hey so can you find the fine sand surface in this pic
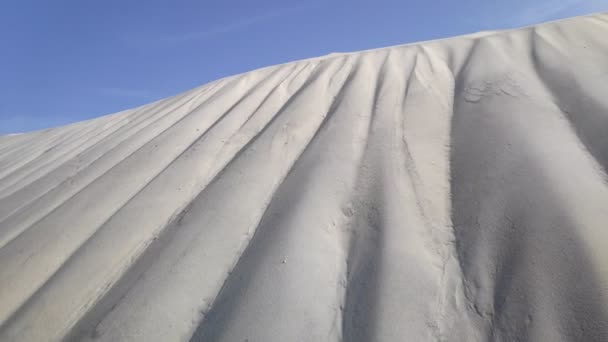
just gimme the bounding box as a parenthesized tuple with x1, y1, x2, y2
(1, 13, 608, 342)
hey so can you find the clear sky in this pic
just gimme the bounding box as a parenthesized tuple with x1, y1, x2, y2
(1, 0, 607, 135)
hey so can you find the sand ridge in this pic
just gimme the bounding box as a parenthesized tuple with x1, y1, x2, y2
(0, 12, 607, 342)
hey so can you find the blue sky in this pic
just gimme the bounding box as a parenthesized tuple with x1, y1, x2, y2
(1, 0, 607, 134)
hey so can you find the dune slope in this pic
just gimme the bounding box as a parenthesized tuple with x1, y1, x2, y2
(1, 13, 608, 342)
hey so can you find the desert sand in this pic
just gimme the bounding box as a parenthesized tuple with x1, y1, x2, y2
(0, 12, 607, 342)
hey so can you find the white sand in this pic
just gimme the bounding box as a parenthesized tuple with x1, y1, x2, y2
(0, 13, 607, 342)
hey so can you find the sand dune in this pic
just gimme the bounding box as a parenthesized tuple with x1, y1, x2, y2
(1, 13, 608, 342)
